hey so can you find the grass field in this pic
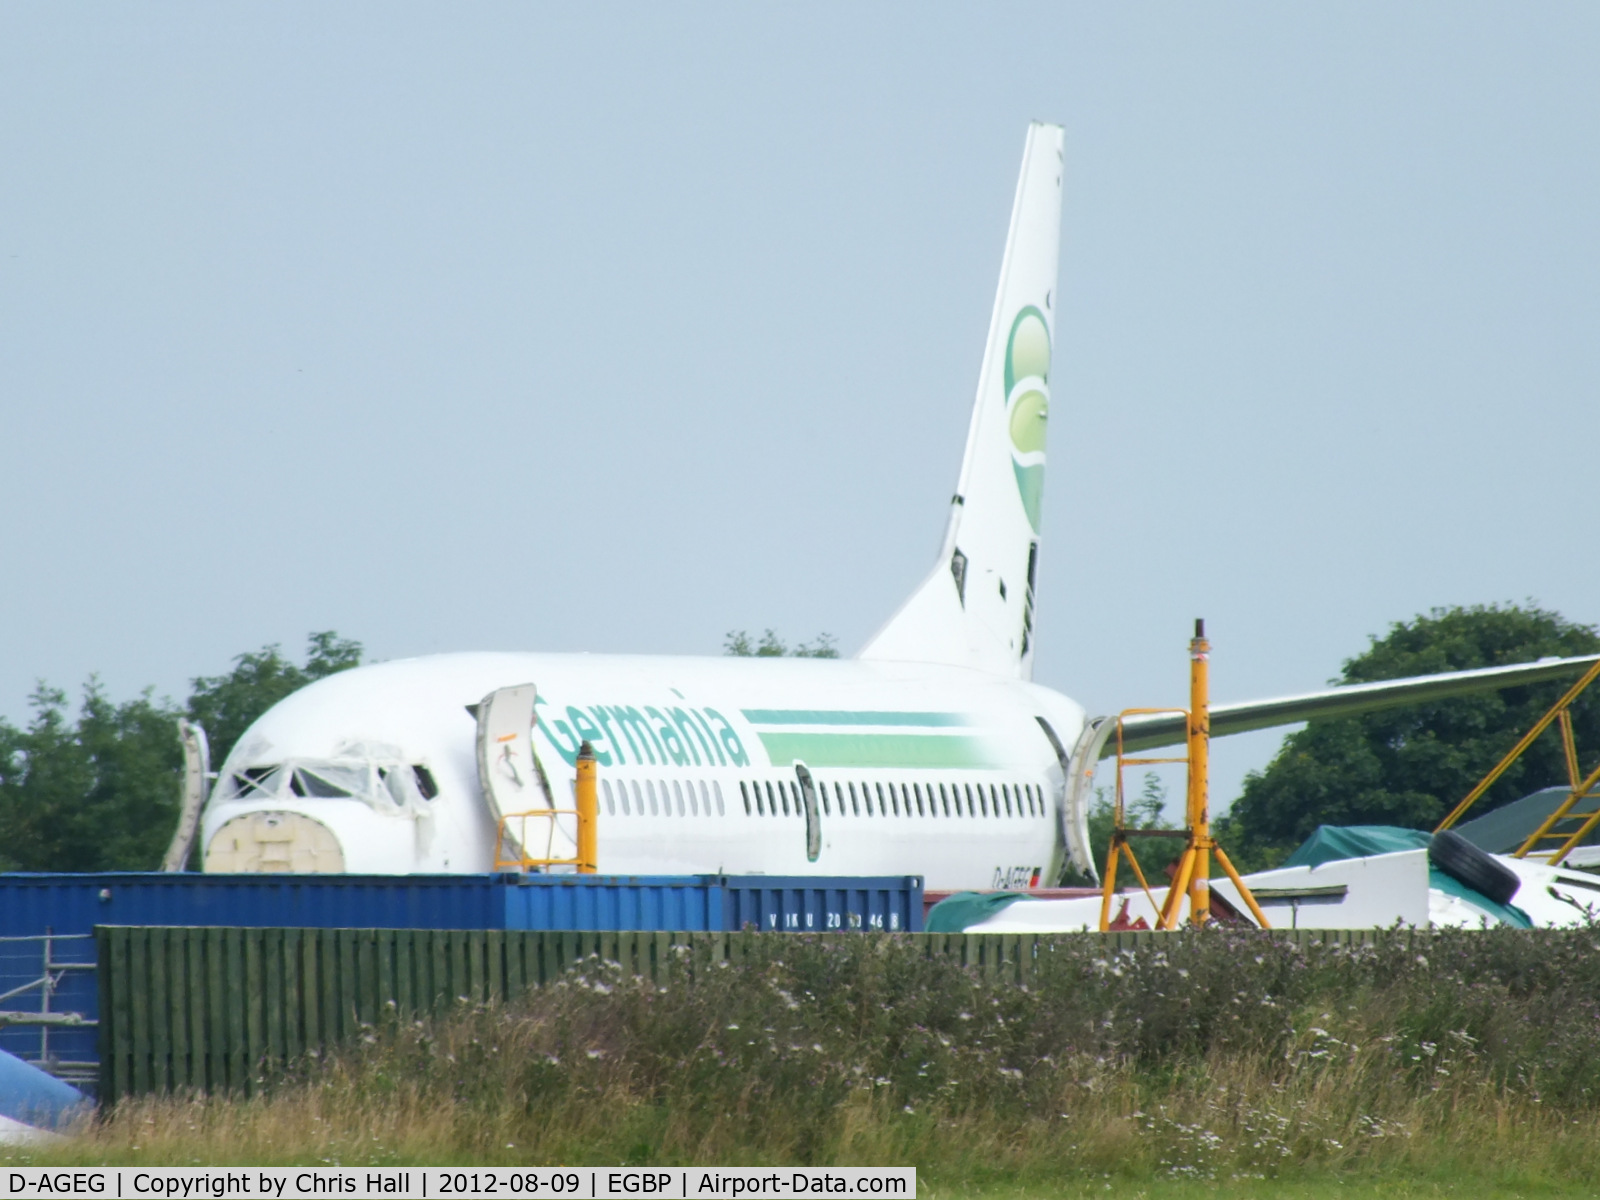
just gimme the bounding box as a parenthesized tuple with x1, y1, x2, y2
(6, 929, 1600, 1195)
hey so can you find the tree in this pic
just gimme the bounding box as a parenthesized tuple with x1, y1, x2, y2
(723, 630, 840, 659)
(0, 632, 363, 871)
(0, 682, 183, 872)
(1220, 604, 1600, 870)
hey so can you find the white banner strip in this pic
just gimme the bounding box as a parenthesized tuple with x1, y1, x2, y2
(2, 1169, 915, 1200)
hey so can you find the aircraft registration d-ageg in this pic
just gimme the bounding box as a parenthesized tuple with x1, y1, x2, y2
(192, 124, 1600, 890)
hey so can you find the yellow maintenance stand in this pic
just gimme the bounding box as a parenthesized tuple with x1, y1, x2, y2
(1099, 621, 1270, 931)
(493, 740, 599, 873)
(1434, 656, 1600, 865)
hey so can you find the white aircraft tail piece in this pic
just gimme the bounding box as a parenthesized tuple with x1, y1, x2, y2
(860, 122, 1064, 680)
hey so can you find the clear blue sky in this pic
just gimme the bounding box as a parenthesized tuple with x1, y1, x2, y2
(3, 4, 1597, 813)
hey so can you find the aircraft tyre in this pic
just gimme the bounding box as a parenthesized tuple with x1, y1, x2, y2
(1429, 830, 1521, 907)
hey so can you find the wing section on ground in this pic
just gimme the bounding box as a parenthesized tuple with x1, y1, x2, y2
(1110, 653, 1600, 755)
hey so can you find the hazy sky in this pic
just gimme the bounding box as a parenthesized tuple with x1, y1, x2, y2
(3, 5, 1597, 813)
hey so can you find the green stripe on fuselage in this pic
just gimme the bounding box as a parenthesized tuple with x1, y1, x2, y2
(741, 709, 971, 728)
(756, 731, 994, 769)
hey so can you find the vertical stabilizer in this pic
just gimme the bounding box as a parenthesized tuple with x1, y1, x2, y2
(860, 123, 1063, 679)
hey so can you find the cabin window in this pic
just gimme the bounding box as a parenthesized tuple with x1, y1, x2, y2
(629, 780, 642, 815)
(913, 783, 925, 817)
(890, 784, 901, 817)
(646, 779, 659, 816)
(669, 780, 682, 816)
(818, 781, 830, 816)
(411, 765, 439, 800)
(290, 768, 352, 799)
(739, 781, 751, 815)
(602, 779, 616, 816)
(713, 781, 725, 816)
(1030, 784, 1041, 816)
(848, 782, 861, 816)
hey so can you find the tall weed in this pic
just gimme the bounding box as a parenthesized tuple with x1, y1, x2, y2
(14, 930, 1600, 1185)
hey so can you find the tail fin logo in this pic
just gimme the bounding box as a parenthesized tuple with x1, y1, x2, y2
(1005, 306, 1051, 533)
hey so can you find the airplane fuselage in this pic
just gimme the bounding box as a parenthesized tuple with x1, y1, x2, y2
(199, 651, 1086, 890)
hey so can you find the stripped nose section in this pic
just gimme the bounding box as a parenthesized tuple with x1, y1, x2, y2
(203, 811, 346, 873)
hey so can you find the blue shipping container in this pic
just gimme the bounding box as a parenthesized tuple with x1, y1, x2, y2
(719, 876, 924, 933)
(0, 872, 922, 942)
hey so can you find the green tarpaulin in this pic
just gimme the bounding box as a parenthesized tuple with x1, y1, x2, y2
(1282, 825, 1433, 868)
(924, 890, 1030, 933)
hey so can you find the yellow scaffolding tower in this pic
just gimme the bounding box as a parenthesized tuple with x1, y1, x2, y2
(1098, 621, 1270, 931)
(1434, 658, 1600, 866)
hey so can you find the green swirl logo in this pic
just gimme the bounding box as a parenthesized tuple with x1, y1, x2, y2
(1004, 306, 1050, 532)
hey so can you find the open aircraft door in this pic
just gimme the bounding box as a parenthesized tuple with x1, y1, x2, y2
(474, 683, 566, 867)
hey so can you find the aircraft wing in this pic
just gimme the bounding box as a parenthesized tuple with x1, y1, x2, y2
(1110, 653, 1600, 755)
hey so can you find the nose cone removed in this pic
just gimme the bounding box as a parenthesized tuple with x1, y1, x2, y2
(204, 811, 346, 873)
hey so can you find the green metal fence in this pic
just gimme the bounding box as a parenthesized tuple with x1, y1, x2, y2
(96, 925, 1399, 1104)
